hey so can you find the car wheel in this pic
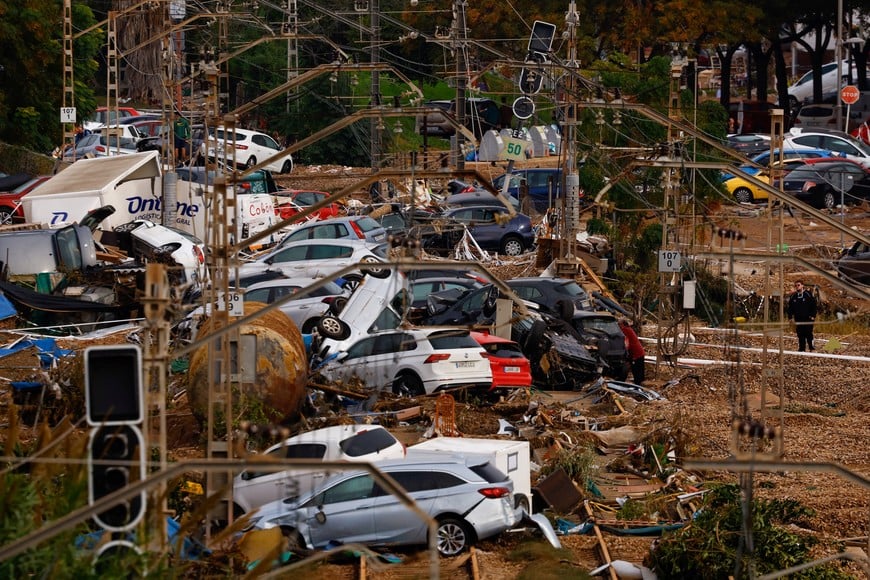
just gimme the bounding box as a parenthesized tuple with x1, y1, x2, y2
(0, 208, 14, 225)
(280, 159, 293, 174)
(482, 286, 500, 317)
(436, 517, 472, 557)
(392, 371, 425, 397)
(500, 235, 525, 257)
(788, 95, 799, 111)
(823, 191, 836, 209)
(340, 274, 363, 291)
(301, 318, 319, 334)
(279, 527, 306, 552)
(523, 319, 547, 362)
(733, 187, 754, 204)
(329, 296, 348, 315)
(246, 156, 257, 169)
(317, 315, 350, 340)
(557, 299, 574, 323)
(360, 256, 389, 278)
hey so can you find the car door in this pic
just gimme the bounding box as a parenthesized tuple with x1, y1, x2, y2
(303, 474, 379, 548)
(264, 244, 310, 275)
(366, 469, 443, 544)
(328, 335, 377, 387)
(467, 208, 504, 249)
(235, 442, 327, 511)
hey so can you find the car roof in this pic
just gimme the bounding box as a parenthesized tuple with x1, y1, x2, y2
(246, 277, 342, 290)
(798, 157, 865, 168)
(573, 310, 617, 320)
(507, 276, 576, 284)
(470, 330, 518, 345)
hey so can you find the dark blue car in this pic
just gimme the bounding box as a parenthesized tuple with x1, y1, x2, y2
(491, 168, 567, 212)
(421, 205, 535, 257)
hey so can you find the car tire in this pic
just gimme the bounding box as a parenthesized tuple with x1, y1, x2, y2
(482, 286, 499, 317)
(301, 318, 319, 334)
(280, 159, 293, 174)
(436, 517, 473, 557)
(361, 257, 390, 278)
(392, 371, 425, 397)
(823, 191, 836, 209)
(246, 156, 257, 169)
(523, 319, 547, 362)
(329, 296, 348, 315)
(500, 235, 525, 257)
(0, 208, 14, 225)
(279, 527, 306, 552)
(733, 187, 754, 204)
(340, 274, 363, 292)
(557, 299, 574, 323)
(317, 315, 350, 340)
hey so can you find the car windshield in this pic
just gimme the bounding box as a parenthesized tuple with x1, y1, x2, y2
(428, 330, 478, 349)
(480, 341, 525, 358)
(354, 216, 381, 232)
(581, 317, 619, 334)
(469, 461, 509, 483)
(338, 428, 398, 457)
(555, 280, 586, 297)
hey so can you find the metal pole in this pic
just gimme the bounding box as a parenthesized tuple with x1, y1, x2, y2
(836, 0, 844, 128)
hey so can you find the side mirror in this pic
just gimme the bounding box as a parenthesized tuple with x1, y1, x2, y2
(315, 508, 327, 524)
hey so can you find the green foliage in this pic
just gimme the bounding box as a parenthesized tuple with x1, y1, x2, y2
(648, 483, 853, 579)
(539, 443, 599, 488)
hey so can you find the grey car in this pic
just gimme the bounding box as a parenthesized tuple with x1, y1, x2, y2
(244, 277, 350, 333)
(278, 215, 387, 247)
(248, 453, 519, 557)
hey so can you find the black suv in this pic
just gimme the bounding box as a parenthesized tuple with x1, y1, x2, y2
(506, 277, 592, 318)
(416, 98, 500, 138)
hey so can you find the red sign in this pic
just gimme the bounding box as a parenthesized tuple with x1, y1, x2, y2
(841, 85, 860, 105)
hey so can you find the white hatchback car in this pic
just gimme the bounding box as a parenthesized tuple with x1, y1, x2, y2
(316, 327, 493, 396)
(202, 127, 294, 174)
(243, 277, 349, 334)
(233, 424, 406, 515)
(236, 239, 389, 289)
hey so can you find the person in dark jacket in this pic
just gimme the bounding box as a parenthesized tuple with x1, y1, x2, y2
(618, 319, 646, 385)
(786, 280, 817, 352)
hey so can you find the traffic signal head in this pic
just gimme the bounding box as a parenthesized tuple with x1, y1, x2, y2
(88, 424, 146, 531)
(85, 345, 143, 426)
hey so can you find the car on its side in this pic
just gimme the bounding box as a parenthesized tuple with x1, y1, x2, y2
(316, 327, 492, 397)
(471, 331, 532, 392)
(784, 127, 870, 168)
(202, 127, 294, 174)
(278, 215, 386, 247)
(244, 277, 350, 333)
(248, 453, 518, 557)
(106, 219, 206, 288)
(421, 205, 535, 257)
(0, 174, 52, 224)
(835, 240, 870, 285)
(505, 277, 593, 318)
(781, 158, 870, 209)
(235, 239, 389, 290)
(274, 190, 342, 221)
(233, 424, 406, 516)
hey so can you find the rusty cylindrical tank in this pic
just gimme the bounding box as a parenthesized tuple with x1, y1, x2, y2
(187, 302, 308, 427)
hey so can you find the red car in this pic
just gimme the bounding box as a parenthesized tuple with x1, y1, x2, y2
(274, 189, 342, 221)
(0, 174, 51, 224)
(471, 331, 532, 391)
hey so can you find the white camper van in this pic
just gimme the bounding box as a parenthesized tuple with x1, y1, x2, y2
(21, 152, 277, 247)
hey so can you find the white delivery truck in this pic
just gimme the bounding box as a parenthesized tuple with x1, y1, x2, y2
(21, 152, 277, 247)
(410, 437, 532, 512)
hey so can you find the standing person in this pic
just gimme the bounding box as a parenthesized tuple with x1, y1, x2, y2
(787, 280, 817, 352)
(618, 319, 646, 385)
(173, 115, 191, 165)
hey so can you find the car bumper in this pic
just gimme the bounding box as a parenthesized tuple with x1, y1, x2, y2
(466, 496, 520, 540)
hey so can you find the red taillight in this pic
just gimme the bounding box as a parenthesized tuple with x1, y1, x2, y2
(424, 353, 450, 364)
(95, 145, 106, 153)
(238, 182, 251, 190)
(235, 144, 248, 150)
(349, 220, 366, 239)
(801, 181, 818, 192)
(478, 487, 511, 499)
(193, 245, 205, 264)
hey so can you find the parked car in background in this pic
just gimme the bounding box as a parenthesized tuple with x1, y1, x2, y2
(93, 124, 146, 144)
(236, 239, 389, 289)
(233, 424, 406, 516)
(505, 277, 592, 318)
(726, 133, 770, 157)
(202, 127, 293, 173)
(409, 275, 482, 309)
(421, 205, 535, 257)
(782, 158, 870, 208)
(243, 277, 350, 333)
(446, 190, 520, 210)
(316, 327, 493, 396)
(83, 106, 141, 131)
(725, 159, 808, 203)
(794, 104, 839, 130)
(784, 127, 870, 168)
(274, 190, 343, 221)
(248, 453, 518, 556)
(0, 174, 51, 224)
(836, 240, 870, 285)
(491, 168, 565, 212)
(471, 331, 532, 393)
(720, 148, 838, 182)
(63, 133, 138, 161)
(787, 62, 854, 108)
(278, 215, 385, 247)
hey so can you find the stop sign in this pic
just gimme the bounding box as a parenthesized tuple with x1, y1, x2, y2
(841, 85, 860, 105)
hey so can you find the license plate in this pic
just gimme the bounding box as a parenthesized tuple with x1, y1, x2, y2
(455, 361, 475, 368)
(504, 366, 520, 373)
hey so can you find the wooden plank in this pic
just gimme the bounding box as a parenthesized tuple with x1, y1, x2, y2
(469, 546, 480, 580)
(583, 500, 619, 580)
